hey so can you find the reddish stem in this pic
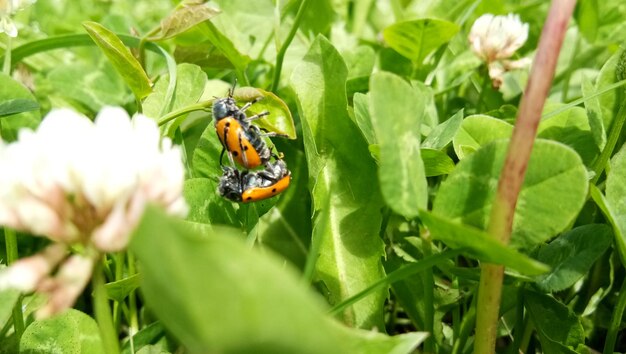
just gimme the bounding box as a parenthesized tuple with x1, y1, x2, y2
(473, 1, 577, 353)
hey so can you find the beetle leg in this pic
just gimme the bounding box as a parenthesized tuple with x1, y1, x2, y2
(239, 97, 262, 112)
(245, 111, 270, 122)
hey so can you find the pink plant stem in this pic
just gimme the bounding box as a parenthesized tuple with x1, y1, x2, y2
(473, 1, 577, 353)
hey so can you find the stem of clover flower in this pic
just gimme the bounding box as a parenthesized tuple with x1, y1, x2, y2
(4, 228, 24, 339)
(3, 35, 12, 75)
(127, 251, 139, 353)
(157, 100, 213, 126)
(476, 67, 490, 112)
(270, 0, 310, 93)
(93, 257, 120, 354)
(473, 1, 575, 353)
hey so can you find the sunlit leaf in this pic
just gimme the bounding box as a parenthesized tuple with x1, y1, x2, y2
(537, 104, 599, 166)
(353, 93, 376, 145)
(197, 22, 251, 74)
(83, 21, 152, 99)
(422, 109, 463, 150)
(434, 139, 588, 249)
(20, 309, 104, 353)
(290, 36, 386, 330)
(369, 72, 427, 218)
(150, 3, 221, 40)
(576, 0, 599, 43)
(453, 114, 513, 160)
(47, 63, 128, 112)
(383, 19, 459, 64)
(143, 63, 207, 135)
(581, 74, 606, 150)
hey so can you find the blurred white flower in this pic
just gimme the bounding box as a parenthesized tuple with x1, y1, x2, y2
(468, 13, 531, 88)
(0, 0, 36, 37)
(469, 13, 528, 62)
(0, 106, 186, 317)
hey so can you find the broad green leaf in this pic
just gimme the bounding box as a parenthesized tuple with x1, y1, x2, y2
(20, 309, 104, 353)
(369, 145, 450, 176)
(535, 224, 612, 292)
(143, 63, 207, 135)
(290, 36, 386, 330)
(369, 72, 427, 218)
(524, 290, 585, 353)
(421, 148, 455, 176)
(575, 0, 599, 43)
(419, 211, 549, 275)
(232, 87, 296, 139)
(581, 74, 606, 150)
(83, 21, 152, 99)
(605, 144, 626, 266)
(0, 99, 38, 118)
(104, 274, 140, 303)
(0, 289, 20, 327)
(383, 19, 459, 64)
(0, 73, 41, 142)
(344, 46, 376, 79)
(198, 22, 251, 75)
(434, 139, 588, 249)
(299, 0, 334, 35)
(183, 178, 240, 227)
(537, 104, 599, 166)
(46, 63, 128, 112)
(150, 2, 220, 40)
(207, 0, 274, 59)
(412, 81, 438, 130)
(454, 108, 599, 165)
(422, 109, 463, 150)
(596, 50, 623, 130)
(353, 93, 376, 145)
(131, 207, 424, 354)
(452, 114, 513, 159)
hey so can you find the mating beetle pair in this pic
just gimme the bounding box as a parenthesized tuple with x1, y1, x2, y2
(212, 86, 291, 203)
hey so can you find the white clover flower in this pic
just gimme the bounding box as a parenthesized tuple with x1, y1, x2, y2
(0, 106, 186, 317)
(0, 0, 36, 37)
(469, 13, 529, 62)
(468, 13, 531, 88)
